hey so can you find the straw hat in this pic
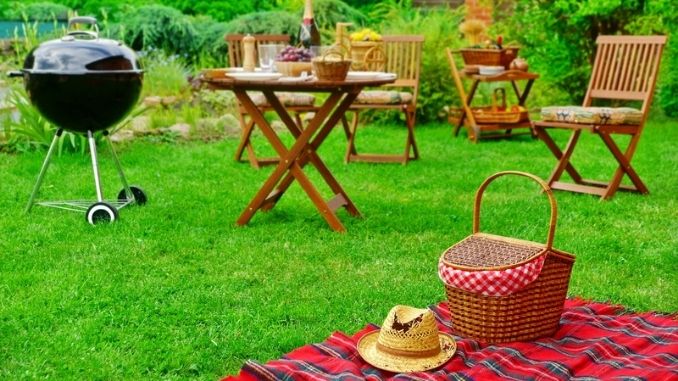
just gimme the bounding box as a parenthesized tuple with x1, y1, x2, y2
(357, 305, 456, 373)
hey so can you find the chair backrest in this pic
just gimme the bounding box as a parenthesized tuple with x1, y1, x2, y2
(225, 34, 290, 67)
(379, 35, 425, 103)
(584, 35, 667, 120)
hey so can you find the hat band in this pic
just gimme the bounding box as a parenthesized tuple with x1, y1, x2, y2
(376, 341, 441, 358)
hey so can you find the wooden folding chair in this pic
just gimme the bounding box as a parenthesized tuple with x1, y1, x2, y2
(533, 35, 667, 200)
(225, 34, 317, 169)
(343, 35, 424, 165)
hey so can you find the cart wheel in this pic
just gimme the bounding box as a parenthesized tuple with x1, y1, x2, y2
(117, 185, 147, 206)
(86, 202, 118, 225)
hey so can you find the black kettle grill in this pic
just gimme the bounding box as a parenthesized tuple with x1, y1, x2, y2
(9, 17, 146, 224)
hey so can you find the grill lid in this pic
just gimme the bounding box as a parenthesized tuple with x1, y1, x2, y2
(22, 16, 141, 74)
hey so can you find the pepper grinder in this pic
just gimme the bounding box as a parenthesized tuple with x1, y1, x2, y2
(242, 34, 256, 72)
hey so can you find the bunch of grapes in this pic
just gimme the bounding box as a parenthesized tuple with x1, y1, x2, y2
(276, 46, 312, 62)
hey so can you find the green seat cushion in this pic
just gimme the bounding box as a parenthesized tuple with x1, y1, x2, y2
(541, 106, 643, 125)
(354, 90, 413, 105)
(250, 92, 316, 107)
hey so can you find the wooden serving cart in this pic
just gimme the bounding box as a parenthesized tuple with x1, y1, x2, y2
(446, 48, 539, 143)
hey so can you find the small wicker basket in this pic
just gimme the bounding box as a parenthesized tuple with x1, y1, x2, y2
(460, 47, 519, 69)
(472, 107, 528, 124)
(471, 88, 529, 124)
(312, 51, 351, 81)
(439, 171, 575, 344)
(275, 61, 313, 77)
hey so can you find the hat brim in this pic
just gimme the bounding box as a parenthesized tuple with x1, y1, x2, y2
(357, 331, 457, 373)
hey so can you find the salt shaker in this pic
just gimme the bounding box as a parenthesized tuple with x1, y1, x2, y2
(242, 34, 256, 72)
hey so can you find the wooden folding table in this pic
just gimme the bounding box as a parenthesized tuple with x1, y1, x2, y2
(203, 75, 395, 232)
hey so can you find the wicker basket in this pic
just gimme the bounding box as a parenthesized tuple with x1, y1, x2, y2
(312, 51, 351, 81)
(460, 47, 519, 69)
(439, 171, 575, 344)
(473, 107, 529, 124)
(275, 61, 313, 77)
(350, 41, 384, 71)
(471, 88, 529, 124)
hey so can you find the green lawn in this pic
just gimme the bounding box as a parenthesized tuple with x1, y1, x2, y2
(0, 119, 676, 380)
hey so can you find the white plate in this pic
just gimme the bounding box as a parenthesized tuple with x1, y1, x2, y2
(346, 71, 397, 81)
(226, 72, 283, 81)
(225, 67, 262, 73)
(478, 66, 505, 76)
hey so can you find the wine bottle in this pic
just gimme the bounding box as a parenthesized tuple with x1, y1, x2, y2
(298, 0, 321, 49)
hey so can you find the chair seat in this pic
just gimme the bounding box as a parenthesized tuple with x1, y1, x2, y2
(354, 90, 413, 105)
(540, 106, 643, 125)
(250, 92, 316, 107)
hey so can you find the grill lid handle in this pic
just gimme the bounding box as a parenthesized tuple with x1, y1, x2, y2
(68, 16, 97, 26)
(66, 16, 99, 40)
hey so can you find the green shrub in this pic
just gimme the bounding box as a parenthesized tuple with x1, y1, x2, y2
(311, 0, 367, 40)
(1, 2, 70, 21)
(139, 50, 192, 99)
(163, 0, 268, 22)
(7, 0, 267, 22)
(102, 5, 230, 66)
(224, 0, 366, 45)
(224, 10, 299, 36)
(191, 15, 230, 68)
(625, 0, 678, 117)
(114, 5, 199, 57)
(497, 0, 678, 116)
(3, 86, 95, 154)
(377, 3, 465, 122)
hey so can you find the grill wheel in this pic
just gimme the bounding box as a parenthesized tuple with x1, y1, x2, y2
(86, 202, 118, 224)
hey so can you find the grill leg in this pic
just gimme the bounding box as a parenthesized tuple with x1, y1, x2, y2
(25, 129, 63, 213)
(88, 130, 104, 202)
(104, 133, 133, 201)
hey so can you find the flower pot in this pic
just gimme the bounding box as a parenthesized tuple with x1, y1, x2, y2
(350, 41, 383, 71)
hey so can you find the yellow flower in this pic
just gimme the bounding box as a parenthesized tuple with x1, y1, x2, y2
(350, 28, 382, 42)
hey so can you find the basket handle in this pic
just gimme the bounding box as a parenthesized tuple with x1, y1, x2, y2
(473, 171, 557, 249)
(317, 50, 345, 62)
(493, 88, 506, 111)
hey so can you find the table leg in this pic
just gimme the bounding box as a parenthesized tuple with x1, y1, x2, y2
(235, 89, 356, 232)
(343, 110, 359, 162)
(234, 90, 298, 226)
(263, 90, 362, 218)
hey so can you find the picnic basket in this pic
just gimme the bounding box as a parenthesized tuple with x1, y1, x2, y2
(438, 171, 575, 343)
(460, 47, 519, 69)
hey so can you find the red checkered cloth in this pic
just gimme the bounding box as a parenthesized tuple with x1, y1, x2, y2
(222, 299, 678, 381)
(438, 254, 546, 296)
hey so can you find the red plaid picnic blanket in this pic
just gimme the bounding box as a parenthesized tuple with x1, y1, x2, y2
(222, 299, 678, 381)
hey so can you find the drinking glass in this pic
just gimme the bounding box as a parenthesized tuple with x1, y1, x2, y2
(258, 44, 284, 72)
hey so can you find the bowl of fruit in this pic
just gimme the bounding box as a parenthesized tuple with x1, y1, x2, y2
(275, 46, 313, 77)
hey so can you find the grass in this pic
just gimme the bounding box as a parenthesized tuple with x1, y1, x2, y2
(0, 118, 676, 380)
